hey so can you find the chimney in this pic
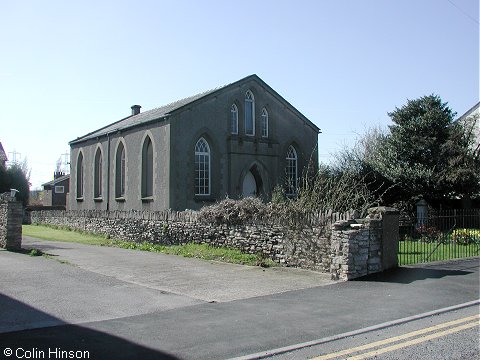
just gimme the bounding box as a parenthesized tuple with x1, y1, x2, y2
(131, 105, 141, 116)
(54, 171, 65, 179)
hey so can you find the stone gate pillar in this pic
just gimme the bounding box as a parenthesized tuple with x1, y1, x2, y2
(0, 193, 23, 250)
(368, 206, 399, 271)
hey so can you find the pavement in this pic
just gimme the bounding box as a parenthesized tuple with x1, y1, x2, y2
(0, 237, 478, 360)
(21, 236, 336, 302)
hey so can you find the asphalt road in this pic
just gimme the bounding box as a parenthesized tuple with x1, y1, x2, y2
(0, 237, 478, 360)
(269, 304, 479, 360)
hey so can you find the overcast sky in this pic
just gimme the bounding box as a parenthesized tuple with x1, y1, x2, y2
(1, 0, 478, 189)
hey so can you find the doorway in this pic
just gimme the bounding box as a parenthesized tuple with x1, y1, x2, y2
(241, 165, 263, 197)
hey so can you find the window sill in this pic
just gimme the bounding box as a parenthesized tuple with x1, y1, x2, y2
(141, 197, 154, 203)
(76, 197, 84, 202)
(115, 197, 126, 202)
(93, 197, 103, 202)
(194, 196, 215, 203)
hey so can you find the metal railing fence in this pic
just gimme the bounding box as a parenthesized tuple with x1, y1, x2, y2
(398, 209, 480, 266)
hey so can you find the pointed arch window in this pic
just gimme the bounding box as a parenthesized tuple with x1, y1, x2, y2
(76, 152, 84, 199)
(115, 142, 126, 198)
(261, 108, 269, 138)
(286, 145, 298, 196)
(231, 104, 238, 134)
(94, 148, 103, 198)
(245, 90, 255, 136)
(141, 136, 153, 198)
(195, 137, 211, 196)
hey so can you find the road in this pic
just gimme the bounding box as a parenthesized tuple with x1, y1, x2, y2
(0, 237, 478, 359)
(264, 303, 479, 360)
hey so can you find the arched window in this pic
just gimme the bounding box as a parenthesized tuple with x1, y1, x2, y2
(141, 136, 153, 198)
(245, 90, 255, 136)
(76, 152, 84, 199)
(195, 137, 210, 196)
(286, 145, 298, 196)
(261, 108, 268, 138)
(231, 104, 238, 134)
(115, 142, 126, 198)
(94, 147, 103, 198)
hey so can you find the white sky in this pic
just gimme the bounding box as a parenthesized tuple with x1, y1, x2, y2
(1, 0, 478, 189)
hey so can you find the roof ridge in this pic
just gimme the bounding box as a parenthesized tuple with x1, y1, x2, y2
(162, 86, 224, 110)
(70, 81, 234, 144)
(134, 80, 234, 116)
(69, 74, 321, 144)
(0, 141, 7, 161)
(42, 174, 70, 186)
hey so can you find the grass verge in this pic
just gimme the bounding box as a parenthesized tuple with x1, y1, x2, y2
(23, 225, 111, 245)
(23, 225, 277, 267)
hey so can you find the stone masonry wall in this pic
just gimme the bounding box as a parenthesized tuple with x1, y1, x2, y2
(0, 194, 23, 250)
(30, 207, 398, 280)
(329, 219, 382, 280)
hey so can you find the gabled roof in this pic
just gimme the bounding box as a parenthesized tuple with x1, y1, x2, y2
(457, 101, 480, 121)
(42, 174, 70, 188)
(0, 142, 7, 163)
(70, 74, 319, 145)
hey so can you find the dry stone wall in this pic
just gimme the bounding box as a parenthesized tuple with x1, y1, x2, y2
(29, 207, 399, 280)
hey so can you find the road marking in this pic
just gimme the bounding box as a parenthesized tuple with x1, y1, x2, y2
(310, 314, 479, 360)
(347, 321, 479, 360)
(228, 300, 480, 360)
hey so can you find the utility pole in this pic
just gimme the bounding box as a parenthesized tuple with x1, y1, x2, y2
(8, 150, 21, 164)
(61, 151, 70, 174)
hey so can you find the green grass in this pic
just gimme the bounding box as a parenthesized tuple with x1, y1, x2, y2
(398, 240, 479, 265)
(23, 224, 276, 267)
(111, 241, 263, 266)
(23, 225, 111, 245)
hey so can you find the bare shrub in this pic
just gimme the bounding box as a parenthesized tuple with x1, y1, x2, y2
(198, 197, 269, 225)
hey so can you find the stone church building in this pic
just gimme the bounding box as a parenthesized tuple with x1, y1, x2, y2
(68, 75, 320, 211)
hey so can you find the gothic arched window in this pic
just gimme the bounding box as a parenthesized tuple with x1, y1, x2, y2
(76, 151, 84, 199)
(261, 108, 268, 138)
(286, 145, 298, 196)
(115, 142, 126, 198)
(231, 104, 238, 134)
(141, 136, 154, 198)
(94, 147, 103, 198)
(195, 137, 211, 196)
(245, 90, 255, 136)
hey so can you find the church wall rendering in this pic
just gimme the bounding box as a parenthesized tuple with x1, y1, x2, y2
(68, 75, 320, 211)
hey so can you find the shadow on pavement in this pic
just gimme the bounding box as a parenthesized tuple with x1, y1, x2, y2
(0, 293, 180, 360)
(355, 265, 474, 284)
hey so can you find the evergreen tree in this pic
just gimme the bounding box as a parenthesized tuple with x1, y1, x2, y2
(0, 159, 31, 206)
(6, 163, 30, 206)
(370, 95, 480, 206)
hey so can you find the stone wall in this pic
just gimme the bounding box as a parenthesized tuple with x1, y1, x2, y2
(29, 207, 399, 280)
(0, 194, 23, 250)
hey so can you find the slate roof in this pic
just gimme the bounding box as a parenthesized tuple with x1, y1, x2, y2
(42, 174, 70, 188)
(0, 142, 7, 163)
(70, 74, 319, 145)
(457, 101, 480, 121)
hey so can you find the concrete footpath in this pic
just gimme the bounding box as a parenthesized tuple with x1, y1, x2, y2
(22, 236, 336, 302)
(0, 237, 478, 360)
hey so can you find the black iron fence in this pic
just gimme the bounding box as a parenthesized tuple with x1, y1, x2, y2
(398, 209, 480, 266)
